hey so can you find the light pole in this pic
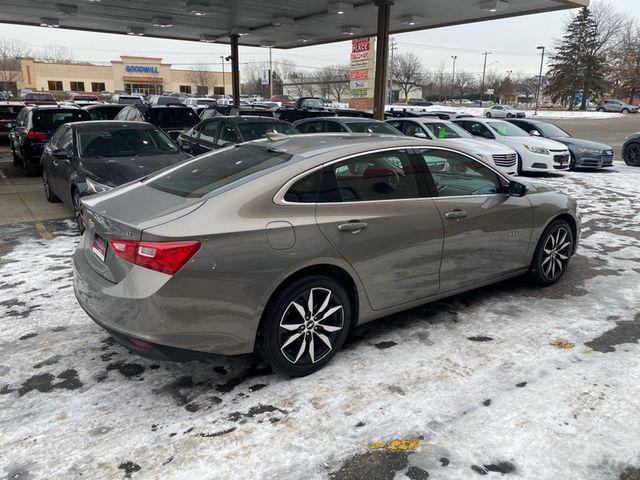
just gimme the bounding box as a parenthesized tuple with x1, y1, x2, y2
(220, 55, 226, 96)
(534, 46, 545, 116)
(480, 51, 491, 107)
(450, 55, 457, 103)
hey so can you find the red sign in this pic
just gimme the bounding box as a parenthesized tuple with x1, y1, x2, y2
(351, 51, 369, 60)
(351, 70, 368, 80)
(351, 38, 370, 54)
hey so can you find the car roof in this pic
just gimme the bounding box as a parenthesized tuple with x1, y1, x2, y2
(296, 116, 381, 124)
(393, 117, 454, 124)
(69, 120, 156, 130)
(248, 133, 427, 159)
(26, 105, 83, 111)
(209, 116, 287, 124)
(82, 104, 124, 109)
(0, 101, 25, 106)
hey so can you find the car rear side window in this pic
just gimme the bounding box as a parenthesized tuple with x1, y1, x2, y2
(284, 170, 323, 203)
(321, 149, 423, 202)
(147, 145, 293, 198)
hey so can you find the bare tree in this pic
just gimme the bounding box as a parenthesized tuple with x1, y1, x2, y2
(591, 1, 625, 55)
(0, 38, 28, 95)
(454, 71, 476, 101)
(611, 19, 640, 103)
(36, 44, 74, 63)
(432, 62, 448, 101)
(185, 64, 217, 95)
(391, 52, 424, 101)
(326, 64, 350, 102)
(287, 70, 315, 97)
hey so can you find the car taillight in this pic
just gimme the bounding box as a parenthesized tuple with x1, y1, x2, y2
(108, 239, 201, 275)
(26, 130, 49, 141)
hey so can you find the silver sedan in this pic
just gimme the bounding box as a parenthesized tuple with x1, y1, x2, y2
(74, 134, 579, 376)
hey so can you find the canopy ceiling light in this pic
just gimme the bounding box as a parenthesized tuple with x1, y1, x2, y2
(199, 34, 216, 42)
(55, 3, 78, 15)
(341, 25, 362, 36)
(39, 17, 60, 28)
(479, 0, 509, 12)
(186, 0, 209, 16)
(297, 34, 311, 43)
(328, 2, 354, 15)
(400, 15, 423, 26)
(272, 16, 295, 26)
(152, 16, 173, 27)
(127, 25, 145, 36)
(230, 26, 250, 36)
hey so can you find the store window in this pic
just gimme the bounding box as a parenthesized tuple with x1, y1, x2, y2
(48, 80, 63, 91)
(213, 87, 224, 95)
(179, 85, 192, 94)
(70, 81, 85, 92)
(91, 82, 106, 92)
(196, 86, 208, 95)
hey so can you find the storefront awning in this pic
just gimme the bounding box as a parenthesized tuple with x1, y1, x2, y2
(122, 76, 164, 83)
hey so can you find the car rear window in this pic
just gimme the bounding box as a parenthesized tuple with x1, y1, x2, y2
(0, 105, 24, 117)
(33, 110, 90, 131)
(237, 122, 298, 141)
(147, 144, 293, 198)
(148, 108, 199, 127)
(347, 122, 400, 134)
(87, 106, 125, 120)
(25, 93, 55, 101)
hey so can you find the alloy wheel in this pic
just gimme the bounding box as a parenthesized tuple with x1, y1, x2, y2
(624, 144, 640, 166)
(540, 226, 571, 281)
(73, 190, 85, 232)
(279, 287, 344, 365)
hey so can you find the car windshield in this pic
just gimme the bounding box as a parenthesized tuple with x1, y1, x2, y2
(299, 98, 324, 108)
(535, 122, 571, 138)
(487, 121, 529, 137)
(78, 127, 179, 158)
(33, 110, 89, 131)
(347, 122, 400, 134)
(147, 145, 293, 198)
(237, 122, 299, 141)
(422, 121, 472, 139)
(148, 108, 199, 126)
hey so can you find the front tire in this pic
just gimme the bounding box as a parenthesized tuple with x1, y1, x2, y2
(516, 153, 524, 176)
(597, 107, 605, 112)
(569, 152, 577, 171)
(624, 142, 640, 166)
(258, 276, 351, 377)
(11, 144, 19, 165)
(622, 108, 629, 114)
(529, 219, 574, 286)
(485, 112, 492, 118)
(506, 113, 514, 118)
(72, 188, 85, 233)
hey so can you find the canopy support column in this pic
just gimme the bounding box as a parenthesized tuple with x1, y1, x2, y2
(373, 0, 393, 120)
(230, 34, 240, 107)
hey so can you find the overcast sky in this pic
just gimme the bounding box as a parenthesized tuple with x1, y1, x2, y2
(0, 0, 636, 78)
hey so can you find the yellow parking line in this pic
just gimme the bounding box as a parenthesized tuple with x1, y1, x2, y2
(35, 222, 53, 241)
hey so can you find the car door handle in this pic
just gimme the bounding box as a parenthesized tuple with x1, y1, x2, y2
(338, 221, 368, 233)
(445, 210, 468, 219)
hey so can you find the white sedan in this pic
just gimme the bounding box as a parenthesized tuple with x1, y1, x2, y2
(452, 118, 570, 174)
(484, 104, 526, 118)
(386, 117, 518, 175)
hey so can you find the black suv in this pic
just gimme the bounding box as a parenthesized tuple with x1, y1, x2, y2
(10, 105, 91, 176)
(115, 104, 199, 141)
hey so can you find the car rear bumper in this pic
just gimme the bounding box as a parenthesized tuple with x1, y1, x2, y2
(73, 238, 256, 359)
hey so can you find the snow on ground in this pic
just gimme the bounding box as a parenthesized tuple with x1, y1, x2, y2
(385, 104, 626, 120)
(1, 166, 640, 480)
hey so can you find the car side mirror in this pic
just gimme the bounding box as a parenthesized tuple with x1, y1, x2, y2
(414, 132, 428, 139)
(508, 180, 527, 197)
(52, 149, 69, 160)
(530, 130, 541, 137)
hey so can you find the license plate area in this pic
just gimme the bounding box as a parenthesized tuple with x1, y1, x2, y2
(91, 233, 107, 262)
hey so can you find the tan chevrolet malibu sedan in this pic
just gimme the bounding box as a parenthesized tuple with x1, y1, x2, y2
(74, 134, 580, 376)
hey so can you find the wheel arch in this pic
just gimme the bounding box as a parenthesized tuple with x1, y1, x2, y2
(256, 263, 361, 346)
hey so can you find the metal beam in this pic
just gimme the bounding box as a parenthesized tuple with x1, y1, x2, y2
(373, 0, 392, 120)
(230, 34, 240, 107)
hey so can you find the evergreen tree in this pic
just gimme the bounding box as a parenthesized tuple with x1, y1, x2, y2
(545, 7, 608, 110)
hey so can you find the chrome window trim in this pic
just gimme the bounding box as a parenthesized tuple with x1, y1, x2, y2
(273, 145, 510, 206)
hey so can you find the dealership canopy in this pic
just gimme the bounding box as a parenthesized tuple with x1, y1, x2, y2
(0, 0, 589, 116)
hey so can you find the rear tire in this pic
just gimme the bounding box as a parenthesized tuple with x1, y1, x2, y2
(529, 219, 574, 286)
(622, 108, 629, 114)
(11, 144, 19, 165)
(23, 155, 40, 177)
(624, 142, 640, 166)
(258, 275, 351, 377)
(485, 112, 492, 118)
(597, 107, 605, 112)
(72, 188, 85, 233)
(43, 170, 60, 203)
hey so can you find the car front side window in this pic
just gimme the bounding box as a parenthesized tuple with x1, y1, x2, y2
(417, 149, 503, 197)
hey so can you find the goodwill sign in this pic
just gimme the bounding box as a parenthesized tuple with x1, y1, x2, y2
(125, 65, 160, 74)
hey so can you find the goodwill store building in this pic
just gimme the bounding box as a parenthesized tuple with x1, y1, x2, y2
(18, 55, 229, 96)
